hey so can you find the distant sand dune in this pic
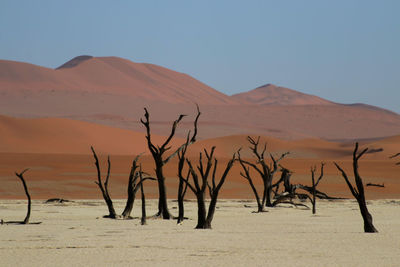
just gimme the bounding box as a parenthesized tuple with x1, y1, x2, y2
(1, 56, 400, 140)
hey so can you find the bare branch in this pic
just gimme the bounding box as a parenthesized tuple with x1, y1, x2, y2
(389, 152, 400, 159)
(334, 162, 359, 198)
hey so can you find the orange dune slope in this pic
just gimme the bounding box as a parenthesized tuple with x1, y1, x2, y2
(0, 115, 184, 155)
(1, 113, 397, 161)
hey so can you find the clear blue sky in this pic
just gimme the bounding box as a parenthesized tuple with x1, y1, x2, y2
(1, 0, 399, 113)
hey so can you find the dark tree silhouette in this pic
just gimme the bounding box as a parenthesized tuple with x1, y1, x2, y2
(140, 106, 200, 219)
(183, 147, 236, 229)
(270, 168, 310, 209)
(334, 142, 378, 233)
(238, 136, 289, 208)
(1, 169, 41, 225)
(309, 163, 325, 214)
(237, 149, 266, 212)
(91, 146, 154, 219)
(122, 154, 146, 219)
(269, 163, 329, 212)
(16, 169, 31, 224)
(92, 147, 117, 218)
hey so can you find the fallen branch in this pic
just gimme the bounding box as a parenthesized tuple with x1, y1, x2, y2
(366, 183, 385, 188)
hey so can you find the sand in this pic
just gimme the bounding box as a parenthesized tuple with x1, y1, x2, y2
(1, 199, 399, 266)
(2, 57, 400, 140)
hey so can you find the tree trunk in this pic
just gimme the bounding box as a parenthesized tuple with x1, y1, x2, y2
(265, 178, 273, 207)
(104, 198, 117, 218)
(15, 170, 31, 224)
(358, 199, 377, 233)
(177, 178, 185, 224)
(205, 194, 219, 229)
(195, 193, 208, 229)
(140, 172, 147, 225)
(311, 169, 316, 215)
(121, 168, 136, 219)
(155, 165, 171, 219)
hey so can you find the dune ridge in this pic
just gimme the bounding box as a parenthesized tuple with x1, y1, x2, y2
(1, 56, 400, 141)
(231, 83, 335, 106)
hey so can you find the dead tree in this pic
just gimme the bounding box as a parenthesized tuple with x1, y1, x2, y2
(270, 168, 311, 209)
(91, 146, 117, 218)
(290, 163, 340, 200)
(237, 149, 265, 212)
(15, 169, 31, 224)
(183, 147, 236, 229)
(334, 142, 378, 233)
(270, 163, 328, 212)
(140, 105, 200, 219)
(309, 164, 325, 214)
(238, 136, 289, 207)
(1, 170, 42, 225)
(272, 167, 294, 194)
(122, 154, 145, 219)
(91, 146, 154, 219)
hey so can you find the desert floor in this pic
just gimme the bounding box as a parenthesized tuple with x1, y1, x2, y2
(0, 199, 399, 267)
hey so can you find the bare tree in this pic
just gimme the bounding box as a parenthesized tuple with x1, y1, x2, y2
(15, 169, 31, 224)
(309, 163, 325, 214)
(140, 106, 200, 219)
(122, 154, 145, 219)
(269, 163, 329, 212)
(1, 169, 41, 225)
(334, 142, 378, 233)
(238, 136, 289, 208)
(91, 146, 154, 219)
(183, 147, 236, 229)
(91, 147, 117, 218)
(237, 149, 266, 212)
(270, 167, 311, 209)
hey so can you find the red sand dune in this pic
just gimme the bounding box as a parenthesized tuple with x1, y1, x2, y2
(231, 83, 335, 106)
(0, 56, 236, 105)
(1, 56, 400, 141)
(0, 115, 184, 155)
